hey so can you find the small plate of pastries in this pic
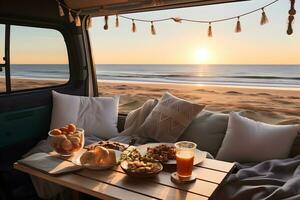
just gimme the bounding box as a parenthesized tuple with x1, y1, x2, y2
(74, 145, 121, 170)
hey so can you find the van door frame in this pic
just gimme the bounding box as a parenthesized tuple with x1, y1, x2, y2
(0, 24, 11, 93)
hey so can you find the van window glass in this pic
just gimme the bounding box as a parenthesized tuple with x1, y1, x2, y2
(10, 25, 69, 91)
(0, 24, 5, 93)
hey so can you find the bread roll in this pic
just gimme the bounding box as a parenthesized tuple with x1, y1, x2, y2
(94, 146, 109, 160)
(80, 150, 100, 166)
(100, 149, 116, 166)
(61, 139, 72, 151)
(50, 134, 67, 148)
(67, 124, 76, 132)
(51, 129, 62, 135)
(68, 136, 80, 145)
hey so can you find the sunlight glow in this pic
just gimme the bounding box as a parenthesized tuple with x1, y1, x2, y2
(195, 48, 210, 64)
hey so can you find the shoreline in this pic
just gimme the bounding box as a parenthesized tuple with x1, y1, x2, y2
(2, 76, 300, 91)
(99, 79, 300, 91)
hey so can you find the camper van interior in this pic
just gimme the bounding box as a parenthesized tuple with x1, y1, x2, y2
(0, 0, 299, 200)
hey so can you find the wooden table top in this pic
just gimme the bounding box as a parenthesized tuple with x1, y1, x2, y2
(14, 147, 235, 200)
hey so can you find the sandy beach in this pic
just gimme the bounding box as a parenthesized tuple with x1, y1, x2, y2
(100, 81, 300, 124)
(2, 78, 300, 124)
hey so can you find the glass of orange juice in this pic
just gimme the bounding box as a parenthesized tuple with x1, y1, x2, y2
(175, 141, 197, 178)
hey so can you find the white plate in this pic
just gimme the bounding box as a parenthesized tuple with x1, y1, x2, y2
(72, 150, 122, 170)
(136, 143, 207, 165)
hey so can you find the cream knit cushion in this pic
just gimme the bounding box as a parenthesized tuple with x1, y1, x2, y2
(136, 92, 205, 142)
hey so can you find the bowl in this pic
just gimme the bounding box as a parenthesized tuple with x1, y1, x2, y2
(120, 160, 163, 178)
(48, 128, 85, 156)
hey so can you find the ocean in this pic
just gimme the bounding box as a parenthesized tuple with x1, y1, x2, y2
(4, 64, 300, 88)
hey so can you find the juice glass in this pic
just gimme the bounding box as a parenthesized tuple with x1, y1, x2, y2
(175, 141, 197, 178)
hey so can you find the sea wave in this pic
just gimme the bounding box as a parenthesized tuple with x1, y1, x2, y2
(3, 64, 300, 88)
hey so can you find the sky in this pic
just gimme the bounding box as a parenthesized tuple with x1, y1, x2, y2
(1, 0, 300, 65)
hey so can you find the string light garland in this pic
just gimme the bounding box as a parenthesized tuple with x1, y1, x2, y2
(55, 0, 296, 36)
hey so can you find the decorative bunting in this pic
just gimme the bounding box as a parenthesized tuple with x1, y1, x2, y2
(104, 16, 109, 30)
(68, 9, 74, 23)
(235, 17, 241, 33)
(151, 21, 156, 35)
(260, 8, 269, 25)
(208, 22, 213, 37)
(58, 3, 64, 17)
(132, 20, 136, 32)
(116, 15, 119, 27)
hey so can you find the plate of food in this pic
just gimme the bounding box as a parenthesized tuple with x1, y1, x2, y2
(73, 145, 121, 170)
(136, 143, 207, 165)
(120, 160, 163, 178)
(118, 147, 163, 177)
(96, 141, 128, 152)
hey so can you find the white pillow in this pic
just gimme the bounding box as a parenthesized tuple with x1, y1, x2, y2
(216, 112, 299, 162)
(50, 91, 119, 139)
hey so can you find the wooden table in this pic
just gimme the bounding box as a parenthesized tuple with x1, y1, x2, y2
(14, 149, 235, 200)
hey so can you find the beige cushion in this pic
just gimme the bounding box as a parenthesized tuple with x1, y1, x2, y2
(136, 92, 205, 142)
(216, 112, 300, 162)
(123, 99, 159, 134)
(179, 110, 229, 157)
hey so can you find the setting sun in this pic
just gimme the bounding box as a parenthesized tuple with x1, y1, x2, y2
(195, 48, 210, 63)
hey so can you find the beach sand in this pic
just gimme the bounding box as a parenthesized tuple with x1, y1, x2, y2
(2, 78, 300, 124)
(98, 81, 300, 125)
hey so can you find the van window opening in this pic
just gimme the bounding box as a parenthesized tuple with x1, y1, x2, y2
(0, 24, 70, 94)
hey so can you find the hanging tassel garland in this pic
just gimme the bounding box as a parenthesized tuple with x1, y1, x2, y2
(104, 16, 109, 30)
(55, 0, 283, 37)
(132, 20, 136, 32)
(235, 17, 241, 33)
(151, 22, 156, 35)
(287, 0, 296, 35)
(208, 23, 213, 37)
(58, 3, 64, 17)
(116, 15, 119, 28)
(260, 8, 269, 25)
(68, 10, 74, 23)
(86, 16, 92, 29)
(75, 14, 81, 27)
